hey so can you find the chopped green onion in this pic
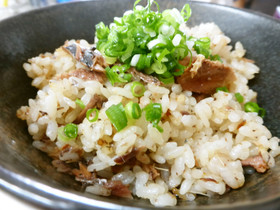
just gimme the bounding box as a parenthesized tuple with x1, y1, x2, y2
(157, 71, 174, 84)
(136, 53, 153, 70)
(244, 102, 266, 118)
(151, 60, 167, 74)
(125, 101, 142, 119)
(63, 123, 78, 139)
(86, 108, 99, 122)
(105, 64, 132, 85)
(157, 48, 170, 62)
(216, 87, 229, 93)
(235, 93, 244, 103)
(189, 37, 211, 59)
(181, 4, 192, 22)
(188, 36, 221, 62)
(143, 102, 163, 132)
(95, 22, 110, 41)
(106, 103, 128, 131)
(158, 75, 174, 84)
(131, 81, 145, 97)
(154, 124, 163, 133)
(95, 0, 194, 83)
(258, 108, 266, 118)
(75, 99, 85, 109)
(57, 126, 74, 142)
(210, 54, 222, 62)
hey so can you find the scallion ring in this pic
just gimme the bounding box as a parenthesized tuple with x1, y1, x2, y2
(58, 127, 72, 142)
(86, 108, 99, 122)
(143, 102, 163, 132)
(125, 101, 142, 119)
(63, 123, 78, 139)
(106, 103, 128, 131)
(75, 99, 85, 109)
(131, 81, 145, 97)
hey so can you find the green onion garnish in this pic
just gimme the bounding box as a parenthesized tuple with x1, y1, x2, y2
(86, 108, 99, 122)
(191, 37, 211, 59)
(125, 101, 142, 119)
(57, 126, 74, 142)
(63, 123, 78, 139)
(244, 102, 266, 118)
(75, 99, 85, 109)
(131, 81, 145, 97)
(189, 36, 221, 62)
(157, 71, 175, 84)
(105, 64, 132, 85)
(95, 0, 193, 83)
(106, 103, 128, 131)
(216, 86, 229, 93)
(210, 54, 222, 62)
(181, 4, 192, 22)
(235, 93, 244, 103)
(143, 102, 163, 132)
(151, 60, 167, 74)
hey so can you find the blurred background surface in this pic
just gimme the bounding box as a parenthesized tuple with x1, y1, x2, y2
(0, 0, 280, 20)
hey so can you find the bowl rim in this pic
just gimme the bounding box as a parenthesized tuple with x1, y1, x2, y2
(0, 0, 279, 25)
(0, 0, 280, 209)
(1, 164, 280, 209)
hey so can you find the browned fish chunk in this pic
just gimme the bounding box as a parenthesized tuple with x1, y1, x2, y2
(127, 67, 162, 86)
(241, 154, 269, 173)
(63, 41, 107, 73)
(72, 162, 96, 183)
(59, 68, 106, 83)
(105, 180, 132, 199)
(176, 57, 236, 94)
(114, 147, 139, 165)
(192, 92, 210, 103)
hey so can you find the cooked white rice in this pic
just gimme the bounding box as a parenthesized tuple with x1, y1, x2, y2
(17, 22, 280, 207)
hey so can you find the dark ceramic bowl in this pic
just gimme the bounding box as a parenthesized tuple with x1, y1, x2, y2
(0, 0, 280, 209)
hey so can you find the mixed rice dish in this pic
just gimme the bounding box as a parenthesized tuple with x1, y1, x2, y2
(17, 0, 280, 207)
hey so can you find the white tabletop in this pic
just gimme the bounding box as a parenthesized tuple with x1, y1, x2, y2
(0, 188, 39, 209)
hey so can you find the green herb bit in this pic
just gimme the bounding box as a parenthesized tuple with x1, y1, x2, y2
(216, 87, 229, 93)
(143, 102, 163, 132)
(106, 103, 128, 131)
(210, 54, 222, 62)
(96, 22, 110, 41)
(86, 108, 99, 122)
(75, 99, 86, 109)
(244, 102, 266, 118)
(157, 71, 175, 84)
(105, 64, 132, 85)
(192, 37, 211, 59)
(57, 127, 73, 142)
(63, 123, 78, 139)
(189, 36, 221, 62)
(234, 93, 244, 103)
(125, 101, 142, 119)
(181, 4, 192, 22)
(151, 60, 167, 74)
(131, 81, 145, 97)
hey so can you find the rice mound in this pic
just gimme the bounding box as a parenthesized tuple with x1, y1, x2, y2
(17, 23, 280, 207)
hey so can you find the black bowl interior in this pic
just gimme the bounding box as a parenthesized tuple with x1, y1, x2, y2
(0, 0, 280, 209)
